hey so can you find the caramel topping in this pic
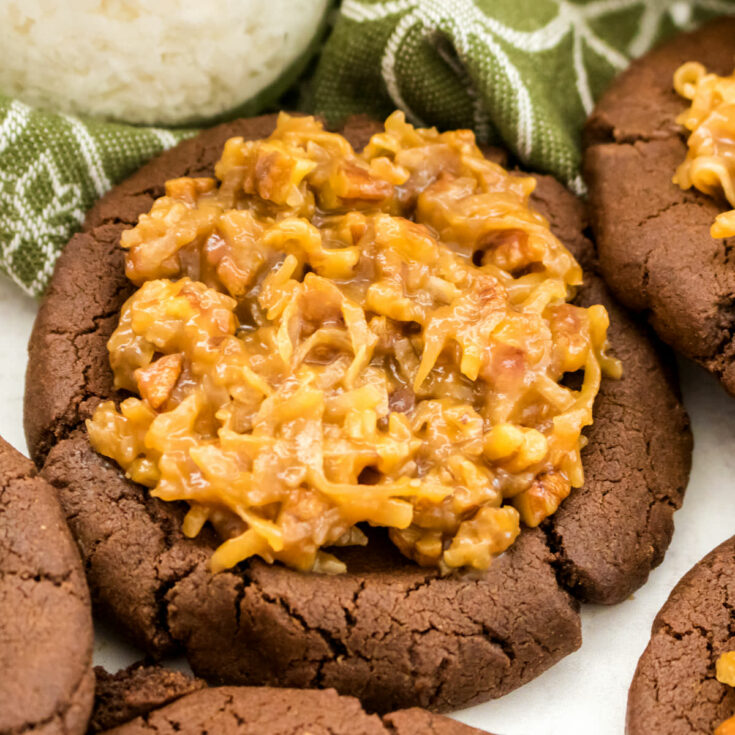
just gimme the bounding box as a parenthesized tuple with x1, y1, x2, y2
(717, 651, 735, 687)
(715, 652, 735, 735)
(87, 112, 619, 574)
(673, 61, 735, 237)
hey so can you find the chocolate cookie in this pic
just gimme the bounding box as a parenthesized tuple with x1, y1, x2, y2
(26, 115, 691, 712)
(584, 17, 735, 395)
(0, 435, 94, 734)
(627, 535, 735, 734)
(94, 679, 492, 735)
(90, 663, 205, 733)
(383, 709, 493, 735)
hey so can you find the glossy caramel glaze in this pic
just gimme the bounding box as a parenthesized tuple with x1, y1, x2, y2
(87, 112, 618, 574)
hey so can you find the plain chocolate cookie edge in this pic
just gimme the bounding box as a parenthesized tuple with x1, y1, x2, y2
(583, 16, 735, 396)
(0, 435, 94, 735)
(627, 535, 735, 735)
(97, 684, 493, 735)
(89, 663, 206, 733)
(26, 115, 689, 711)
(91, 665, 493, 735)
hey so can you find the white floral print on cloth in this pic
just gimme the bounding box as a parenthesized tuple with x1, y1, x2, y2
(311, 0, 735, 193)
(0, 95, 191, 296)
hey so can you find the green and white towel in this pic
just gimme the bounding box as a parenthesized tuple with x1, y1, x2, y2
(1, 0, 733, 297)
(0, 96, 192, 295)
(312, 0, 734, 190)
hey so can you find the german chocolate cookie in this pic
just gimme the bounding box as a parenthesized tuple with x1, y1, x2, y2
(627, 535, 735, 734)
(26, 115, 691, 712)
(584, 17, 735, 395)
(92, 665, 492, 735)
(0, 435, 94, 735)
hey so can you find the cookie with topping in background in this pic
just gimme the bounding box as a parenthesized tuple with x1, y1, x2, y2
(585, 16, 735, 396)
(627, 535, 735, 735)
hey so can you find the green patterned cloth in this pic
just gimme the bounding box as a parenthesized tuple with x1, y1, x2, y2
(2, 0, 734, 296)
(312, 0, 734, 193)
(0, 95, 193, 295)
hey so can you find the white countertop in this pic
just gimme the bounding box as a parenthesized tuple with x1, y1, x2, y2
(2, 272, 734, 735)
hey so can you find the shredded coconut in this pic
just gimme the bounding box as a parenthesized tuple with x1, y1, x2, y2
(0, 0, 328, 125)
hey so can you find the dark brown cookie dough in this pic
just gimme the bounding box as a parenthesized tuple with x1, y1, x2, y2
(384, 708, 492, 735)
(627, 535, 735, 734)
(96, 682, 492, 735)
(27, 115, 691, 712)
(90, 663, 205, 733)
(0, 435, 94, 735)
(584, 16, 735, 395)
